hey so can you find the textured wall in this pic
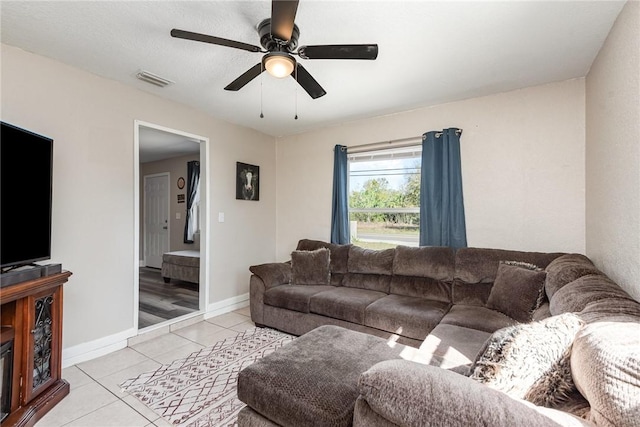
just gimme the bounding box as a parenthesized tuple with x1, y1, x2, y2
(585, 0, 640, 301)
(275, 79, 586, 261)
(1, 44, 277, 350)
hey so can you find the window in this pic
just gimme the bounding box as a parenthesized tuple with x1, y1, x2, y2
(348, 146, 421, 249)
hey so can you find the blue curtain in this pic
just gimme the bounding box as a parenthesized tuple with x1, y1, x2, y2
(419, 128, 467, 248)
(330, 145, 350, 244)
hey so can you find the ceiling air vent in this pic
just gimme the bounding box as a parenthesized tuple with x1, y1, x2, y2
(135, 70, 174, 88)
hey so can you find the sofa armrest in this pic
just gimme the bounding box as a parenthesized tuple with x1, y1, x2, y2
(249, 262, 291, 289)
(248, 262, 291, 325)
(357, 360, 592, 427)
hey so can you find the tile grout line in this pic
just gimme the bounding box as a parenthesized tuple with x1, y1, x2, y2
(50, 311, 252, 427)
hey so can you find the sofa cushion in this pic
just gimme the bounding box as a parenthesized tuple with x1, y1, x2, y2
(532, 302, 552, 322)
(455, 247, 562, 284)
(348, 246, 395, 275)
(309, 287, 387, 324)
(358, 360, 590, 427)
(440, 304, 517, 333)
(392, 245, 455, 280)
(389, 275, 451, 303)
(343, 273, 391, 293)
(249, 262, 291, 289)
(571, 321, 640, 427)
(296, 239, 351, 275)
(451, 281, 493, 307)
(544, 254, 601, 300)
(363, 294, 450, 340)
(579, 299, 640, 324)
(264, 284, 336, 313)
(549, 273, 636, 316)
(237, 325, 405, 427)
(291, 248, 331, 285)
(470, 313, 585, 407)
(486, 261, 547, 323)
(419, 324, 492, 372)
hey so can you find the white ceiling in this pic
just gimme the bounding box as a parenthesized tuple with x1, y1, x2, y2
(138, 126, 201, 163)
(1, 0, 626, 142)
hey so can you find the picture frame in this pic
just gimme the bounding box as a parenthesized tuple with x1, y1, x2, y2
(236, 162, 259, 201)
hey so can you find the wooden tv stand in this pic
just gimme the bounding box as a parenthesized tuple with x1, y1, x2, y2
(1, 271, 72, 427)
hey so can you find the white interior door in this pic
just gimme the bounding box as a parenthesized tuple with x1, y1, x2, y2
(144, 173, 170, 269)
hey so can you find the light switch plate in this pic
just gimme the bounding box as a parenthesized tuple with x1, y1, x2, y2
(176, 212, 181, 220)
(218, 212, 225, 223)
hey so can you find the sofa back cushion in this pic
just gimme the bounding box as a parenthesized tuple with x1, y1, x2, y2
(348, 246, 395, 275)
(544, 254, 601, 300)
(342, 246, 395, 293)
(451, 281, 492, 306)
(455, 248, 562, 284)
(389, 276, 451, 303)
(549, 273, 636, 316)
(296, 239, 351, 286)
(343, 274, 392, 293)
(392, 246, 455, 280)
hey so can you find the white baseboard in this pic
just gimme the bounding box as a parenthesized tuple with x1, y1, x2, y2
(61, 294, 250, 368)
(62, 327, 136, 368)
(205, 293, 249, 319)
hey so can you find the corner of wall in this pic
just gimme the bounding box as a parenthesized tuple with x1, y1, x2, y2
(585, 0, 640, 301)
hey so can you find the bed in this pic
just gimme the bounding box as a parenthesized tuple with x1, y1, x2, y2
(161, 250, 200, 284)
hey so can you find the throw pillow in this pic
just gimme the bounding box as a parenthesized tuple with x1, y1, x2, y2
(486, 261, 547, 322)
(291, 248, 331, 285)
(470, 313, 585, 407)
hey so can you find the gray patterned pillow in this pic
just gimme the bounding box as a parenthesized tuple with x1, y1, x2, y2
(470, 313, 585, 407)
(291, 248, 331, 285)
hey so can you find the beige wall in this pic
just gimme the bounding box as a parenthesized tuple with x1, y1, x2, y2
(585, 0, 640, 301)
(275, 79, 587, 261)
(1, 44, 277, 350)
(139, 153, 200, 256)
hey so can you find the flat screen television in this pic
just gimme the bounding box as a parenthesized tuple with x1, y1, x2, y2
(1, 122, 54, 269)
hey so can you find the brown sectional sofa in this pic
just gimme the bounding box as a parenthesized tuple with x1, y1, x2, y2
(242, 239, 640, 426)
(249, 239, 561, 349)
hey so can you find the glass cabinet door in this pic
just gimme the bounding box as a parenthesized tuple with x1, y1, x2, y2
(23, 288, 61, 403)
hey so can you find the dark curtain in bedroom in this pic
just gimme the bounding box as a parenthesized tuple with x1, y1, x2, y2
(184, 160, 200, 244)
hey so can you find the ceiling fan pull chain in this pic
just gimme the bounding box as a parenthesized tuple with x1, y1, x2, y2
(260, 62, 264, 119)
(294, 65, 298, 120)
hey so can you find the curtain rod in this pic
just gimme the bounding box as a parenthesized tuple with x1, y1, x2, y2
(343, 129, 463, 153)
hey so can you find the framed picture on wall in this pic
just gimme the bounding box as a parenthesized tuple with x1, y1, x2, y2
(236, 162, 259, 201)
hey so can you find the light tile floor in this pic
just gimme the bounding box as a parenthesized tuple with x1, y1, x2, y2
(36, 307, 254, 427)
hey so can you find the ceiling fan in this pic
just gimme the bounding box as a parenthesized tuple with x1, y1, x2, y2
(170, 0, 378, 99)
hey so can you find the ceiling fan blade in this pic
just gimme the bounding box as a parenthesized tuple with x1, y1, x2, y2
(292, 63, 326, 99)
(271, 0, 299, 42)
(298, 44, 379, 60)
(171, 29, 262, 53)
(224, 63, 264, 91)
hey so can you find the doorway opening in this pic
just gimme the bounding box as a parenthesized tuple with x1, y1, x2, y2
(134, 121, 209, 331)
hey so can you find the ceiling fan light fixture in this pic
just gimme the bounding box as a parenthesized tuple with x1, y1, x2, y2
(263, 52, 295, 78)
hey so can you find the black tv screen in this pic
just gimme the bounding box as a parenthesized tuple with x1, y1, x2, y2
(1, 122, 54, 269)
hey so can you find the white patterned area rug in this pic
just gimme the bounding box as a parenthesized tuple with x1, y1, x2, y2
(120, 327, 294, 426)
